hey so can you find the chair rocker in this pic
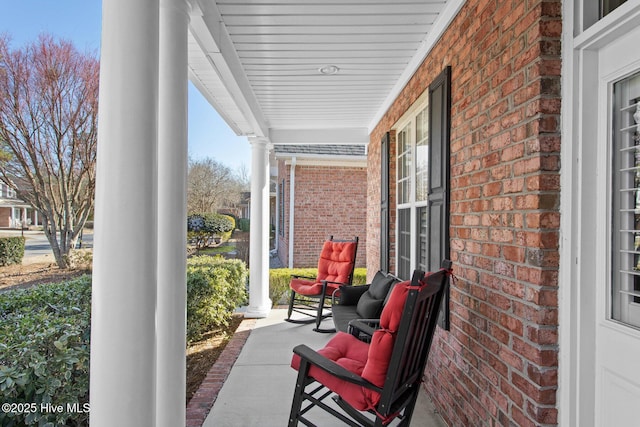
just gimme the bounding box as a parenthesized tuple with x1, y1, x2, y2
(286, 236, 358, 333)
(289, 261, 452, 427)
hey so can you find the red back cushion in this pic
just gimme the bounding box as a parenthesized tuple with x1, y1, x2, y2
(316, 240, 357, 284)
(361, 280, 411, 400)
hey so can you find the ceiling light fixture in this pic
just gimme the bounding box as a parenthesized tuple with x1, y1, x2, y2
(319, 65, 339, 75)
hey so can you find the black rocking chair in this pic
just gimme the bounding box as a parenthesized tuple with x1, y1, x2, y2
(289, 261, 452, 426)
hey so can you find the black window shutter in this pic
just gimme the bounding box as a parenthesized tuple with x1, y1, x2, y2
(428, 66, 451, 330)
(380, 132, 390, 274)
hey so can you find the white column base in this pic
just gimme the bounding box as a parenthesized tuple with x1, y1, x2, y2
(244, 305, 272, 318)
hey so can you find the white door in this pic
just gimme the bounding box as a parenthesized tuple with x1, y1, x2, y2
(595, 24, 640, 426)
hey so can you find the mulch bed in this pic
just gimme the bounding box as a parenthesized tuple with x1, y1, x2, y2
(0, 262, 89, 292)
(186, 314, 245, 403)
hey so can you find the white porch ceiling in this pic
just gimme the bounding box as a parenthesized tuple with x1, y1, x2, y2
(188, 0, 463, 145)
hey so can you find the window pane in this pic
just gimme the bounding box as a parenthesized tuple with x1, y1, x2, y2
(416, 106, 428, 142)
(397, 124, 412, 204)
(612, 70, 640, 329)
(417, 206, 428, 272)
(398, 208, 411, 280)
(416, 107, 429, 202)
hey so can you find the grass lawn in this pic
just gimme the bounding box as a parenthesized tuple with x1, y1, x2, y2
(198, 245, 235, 255)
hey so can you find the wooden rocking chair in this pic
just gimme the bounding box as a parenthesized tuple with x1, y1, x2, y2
(286, 236, 358, 332)
(289, 261, 452, 426)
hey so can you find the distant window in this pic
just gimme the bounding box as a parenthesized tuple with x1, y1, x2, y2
(380, 133, 390, 273)
(279, 179, 285, 236)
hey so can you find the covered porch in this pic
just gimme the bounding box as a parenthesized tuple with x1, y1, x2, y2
(88, 0, 639, 424)
(91, 1, 461, 425)
(192, 309, 447, 427)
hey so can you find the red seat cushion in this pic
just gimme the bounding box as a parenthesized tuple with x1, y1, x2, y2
(291, 280, 414, 411)
(291, 332, 371, 410)
(289, 240, 357, 296)
(289, 278, 341, 296)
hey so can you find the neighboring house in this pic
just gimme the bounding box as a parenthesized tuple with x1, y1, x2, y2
(91, 1, 640, 426)
(0, 181, 41, 229)
(273, 144, 367, 268)
(218, 191, 251, 220)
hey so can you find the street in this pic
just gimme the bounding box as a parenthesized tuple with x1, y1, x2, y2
(0, 229, 93, 263)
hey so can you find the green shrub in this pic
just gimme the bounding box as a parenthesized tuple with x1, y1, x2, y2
(0, 236, 25, 266)
(186, 256, 247, 343)
(236, 218, 250, 232)
(187, 213, 235, 249)
(269, 267, 367, 306)
(0, 276, 92, 426)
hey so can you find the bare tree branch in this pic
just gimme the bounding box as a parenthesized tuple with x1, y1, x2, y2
(187, 157, 247, 215)
(0, 34, 98, 268)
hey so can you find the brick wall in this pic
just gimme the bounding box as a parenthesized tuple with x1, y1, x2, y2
(277, 160, 367, 268)
(0, 207, 11, 228)
(367, 0, 561, 425)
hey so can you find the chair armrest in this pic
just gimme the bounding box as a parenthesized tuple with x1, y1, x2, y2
(292, 274, 316, 280)
(322, 279, 350, 286)
(319, 279, 350, 304)
(336, 285, 370, 306)
(293, 344, 382, 393)
(347, 319, 380, 339)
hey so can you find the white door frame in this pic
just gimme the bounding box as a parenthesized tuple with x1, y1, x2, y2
(560, 1, 640, 426)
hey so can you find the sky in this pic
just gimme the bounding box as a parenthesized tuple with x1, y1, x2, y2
(0, 0, 251, 172)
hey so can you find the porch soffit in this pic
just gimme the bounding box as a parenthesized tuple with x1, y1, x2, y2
(188, 0, 463, 145)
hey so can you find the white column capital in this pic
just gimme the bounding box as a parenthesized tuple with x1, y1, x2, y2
(248, 136, 271, 147)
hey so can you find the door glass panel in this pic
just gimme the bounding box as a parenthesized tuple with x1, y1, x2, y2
(601, 0, 628, 18)
(612, 70, 640, 328)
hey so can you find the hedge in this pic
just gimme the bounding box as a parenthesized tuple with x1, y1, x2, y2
(269, 267, 367, 306)
(0, 276, 92, 426)
(0, 236, 25, 266)
(236, 218, 250, 232)
(0, 256, 249, 425)
(187, 213, 235, 249)
(186, 256, 248, 343)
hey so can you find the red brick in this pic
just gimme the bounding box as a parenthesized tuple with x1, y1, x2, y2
(367, 0, 561, 424)
(527, 364, 558, 388)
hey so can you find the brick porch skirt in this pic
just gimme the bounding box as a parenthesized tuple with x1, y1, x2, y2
(185, 317, 257, 427)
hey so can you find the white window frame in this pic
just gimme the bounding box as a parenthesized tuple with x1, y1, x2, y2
(393, 90, 429, 279)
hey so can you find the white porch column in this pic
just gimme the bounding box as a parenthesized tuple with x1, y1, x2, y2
(157, 0, 189, 426)
(245, 137, 272, 318)
(90, 0, 159, 426)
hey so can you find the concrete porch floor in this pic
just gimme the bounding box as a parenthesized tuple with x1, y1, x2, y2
(202, 309, 448, 427)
